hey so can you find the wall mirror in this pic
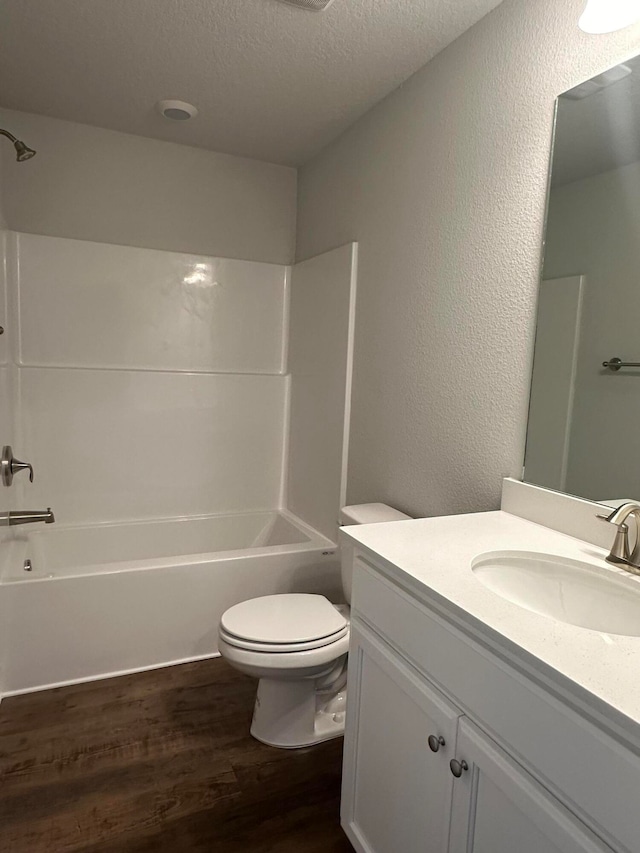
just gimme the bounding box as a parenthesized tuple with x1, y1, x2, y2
(524, 53, 640, 503)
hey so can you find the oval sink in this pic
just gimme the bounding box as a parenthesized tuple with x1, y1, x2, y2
(471, 551, 640, 636)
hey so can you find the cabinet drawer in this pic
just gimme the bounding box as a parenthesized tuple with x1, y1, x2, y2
(352, 555, 640, 853)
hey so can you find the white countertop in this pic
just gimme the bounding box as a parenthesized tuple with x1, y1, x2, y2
(341, 510, 640, 741)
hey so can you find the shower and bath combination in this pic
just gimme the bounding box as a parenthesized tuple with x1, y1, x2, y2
(0, 127, 36, 161)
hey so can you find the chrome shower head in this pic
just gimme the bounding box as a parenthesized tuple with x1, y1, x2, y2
(0, 128, 36, 162)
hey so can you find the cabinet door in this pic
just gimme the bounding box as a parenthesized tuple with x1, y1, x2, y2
(341, 621, 463, 853)
(448, 719, 614, 853)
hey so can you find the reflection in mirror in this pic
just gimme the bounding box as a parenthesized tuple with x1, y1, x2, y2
(525, 54, 640, 503)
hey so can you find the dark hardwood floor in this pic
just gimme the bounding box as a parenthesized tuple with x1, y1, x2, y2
(0, 658, 353, 852)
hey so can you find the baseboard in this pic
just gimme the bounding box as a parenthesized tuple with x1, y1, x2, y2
(1, 651, 222, 700)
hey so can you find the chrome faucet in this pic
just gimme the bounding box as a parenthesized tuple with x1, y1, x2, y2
(0, 508, 55, 527)
(597, 502, 640, 575)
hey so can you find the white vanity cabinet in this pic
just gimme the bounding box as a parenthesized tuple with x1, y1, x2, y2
(448, 719, 611, 853)
(341, 555, 637, 853)
(343, 622, 461, 853)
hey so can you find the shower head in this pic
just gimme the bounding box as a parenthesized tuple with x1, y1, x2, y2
(0, 128, 36, 162)
(13, 140, 36, 161)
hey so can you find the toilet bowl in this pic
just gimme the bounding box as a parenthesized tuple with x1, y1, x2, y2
(218, 503, 411, 748)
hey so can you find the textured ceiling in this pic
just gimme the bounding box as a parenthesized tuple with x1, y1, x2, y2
(0, 0, 503, 165)
(553, 53, 640, 186)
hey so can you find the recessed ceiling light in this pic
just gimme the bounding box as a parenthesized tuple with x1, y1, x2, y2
(156, 100, 198, 121)
(579, 0, 640, 34)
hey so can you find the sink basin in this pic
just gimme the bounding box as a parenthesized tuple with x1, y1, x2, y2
(471, 551, 640, 636)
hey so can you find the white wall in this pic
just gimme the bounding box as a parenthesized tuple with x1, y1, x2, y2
(543, 161, 640, 501)
(296, 0, 640, 518)
(7, 233, 289, 526)
(0, 196, 11, 697)
(287, 244, 357, 540)
(0, 152, 6, 228)
(0, 232, 11, 528)
(0, 223, 12, 533)
(0, 108, 297, 265)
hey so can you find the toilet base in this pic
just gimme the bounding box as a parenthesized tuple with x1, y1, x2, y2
(250, 677, 347, 749)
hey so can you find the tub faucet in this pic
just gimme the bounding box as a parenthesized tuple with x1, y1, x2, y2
(597, 502, 640, 574)
(0, 508, 55, 527)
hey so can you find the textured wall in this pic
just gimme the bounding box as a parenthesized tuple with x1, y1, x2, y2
(0, 108, 297, 264)
(296, 0, 640, 518)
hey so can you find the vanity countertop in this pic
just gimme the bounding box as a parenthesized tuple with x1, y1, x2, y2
(341, 510, 640, 743)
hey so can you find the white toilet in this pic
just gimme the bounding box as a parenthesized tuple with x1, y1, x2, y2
(218, 503, 411, 748)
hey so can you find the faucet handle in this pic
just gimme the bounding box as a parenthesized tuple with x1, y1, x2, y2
(1, 446, 34, 486)
(596, 509, 623, 524)
(11, 458, 34, 483)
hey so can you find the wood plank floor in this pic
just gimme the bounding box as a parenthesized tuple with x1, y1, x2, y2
(0, 658, 353, 852)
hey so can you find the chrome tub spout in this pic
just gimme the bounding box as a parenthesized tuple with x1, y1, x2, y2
(0, 508, 55, 527)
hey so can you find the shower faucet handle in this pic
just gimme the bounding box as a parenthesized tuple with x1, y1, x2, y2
(1, 446, 34, 486)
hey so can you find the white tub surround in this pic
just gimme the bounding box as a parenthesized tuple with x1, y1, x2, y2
(19, 368, 288, 525)
(14, 233, 289, 375)
(0, 234, 359, 700)
(4, 233, 357, 534)
(287, 243, 358, 541)
(0, 232, 11, 694)
(1, 510, 339, 696)
(340, 483, 640, 853)
(2, 511, 322, 580)
(6, 232, 290, 526)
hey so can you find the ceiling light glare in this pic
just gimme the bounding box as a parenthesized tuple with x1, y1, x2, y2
(276, 0, 336, 10)
(579, 0, 640, 34)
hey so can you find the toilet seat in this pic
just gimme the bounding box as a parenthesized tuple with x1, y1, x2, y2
(219, 624, 348, 653)
(220, 593, 348, 653)
(218, 630, 350, 673)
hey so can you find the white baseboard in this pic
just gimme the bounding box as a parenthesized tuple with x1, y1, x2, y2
(0, 651, 222, 701)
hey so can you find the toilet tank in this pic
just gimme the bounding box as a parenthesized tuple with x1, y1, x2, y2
(339, 503, 411, 604)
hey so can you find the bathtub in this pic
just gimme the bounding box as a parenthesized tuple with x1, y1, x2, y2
(0, 510, 340, 697)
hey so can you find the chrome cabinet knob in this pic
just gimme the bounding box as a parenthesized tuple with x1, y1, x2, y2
(428, 735, 445, 753)
(1, 446, 34, 486)
(450, 759, 469, 778)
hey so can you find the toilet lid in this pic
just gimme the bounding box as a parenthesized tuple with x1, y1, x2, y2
(220, 594, 348, 646)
